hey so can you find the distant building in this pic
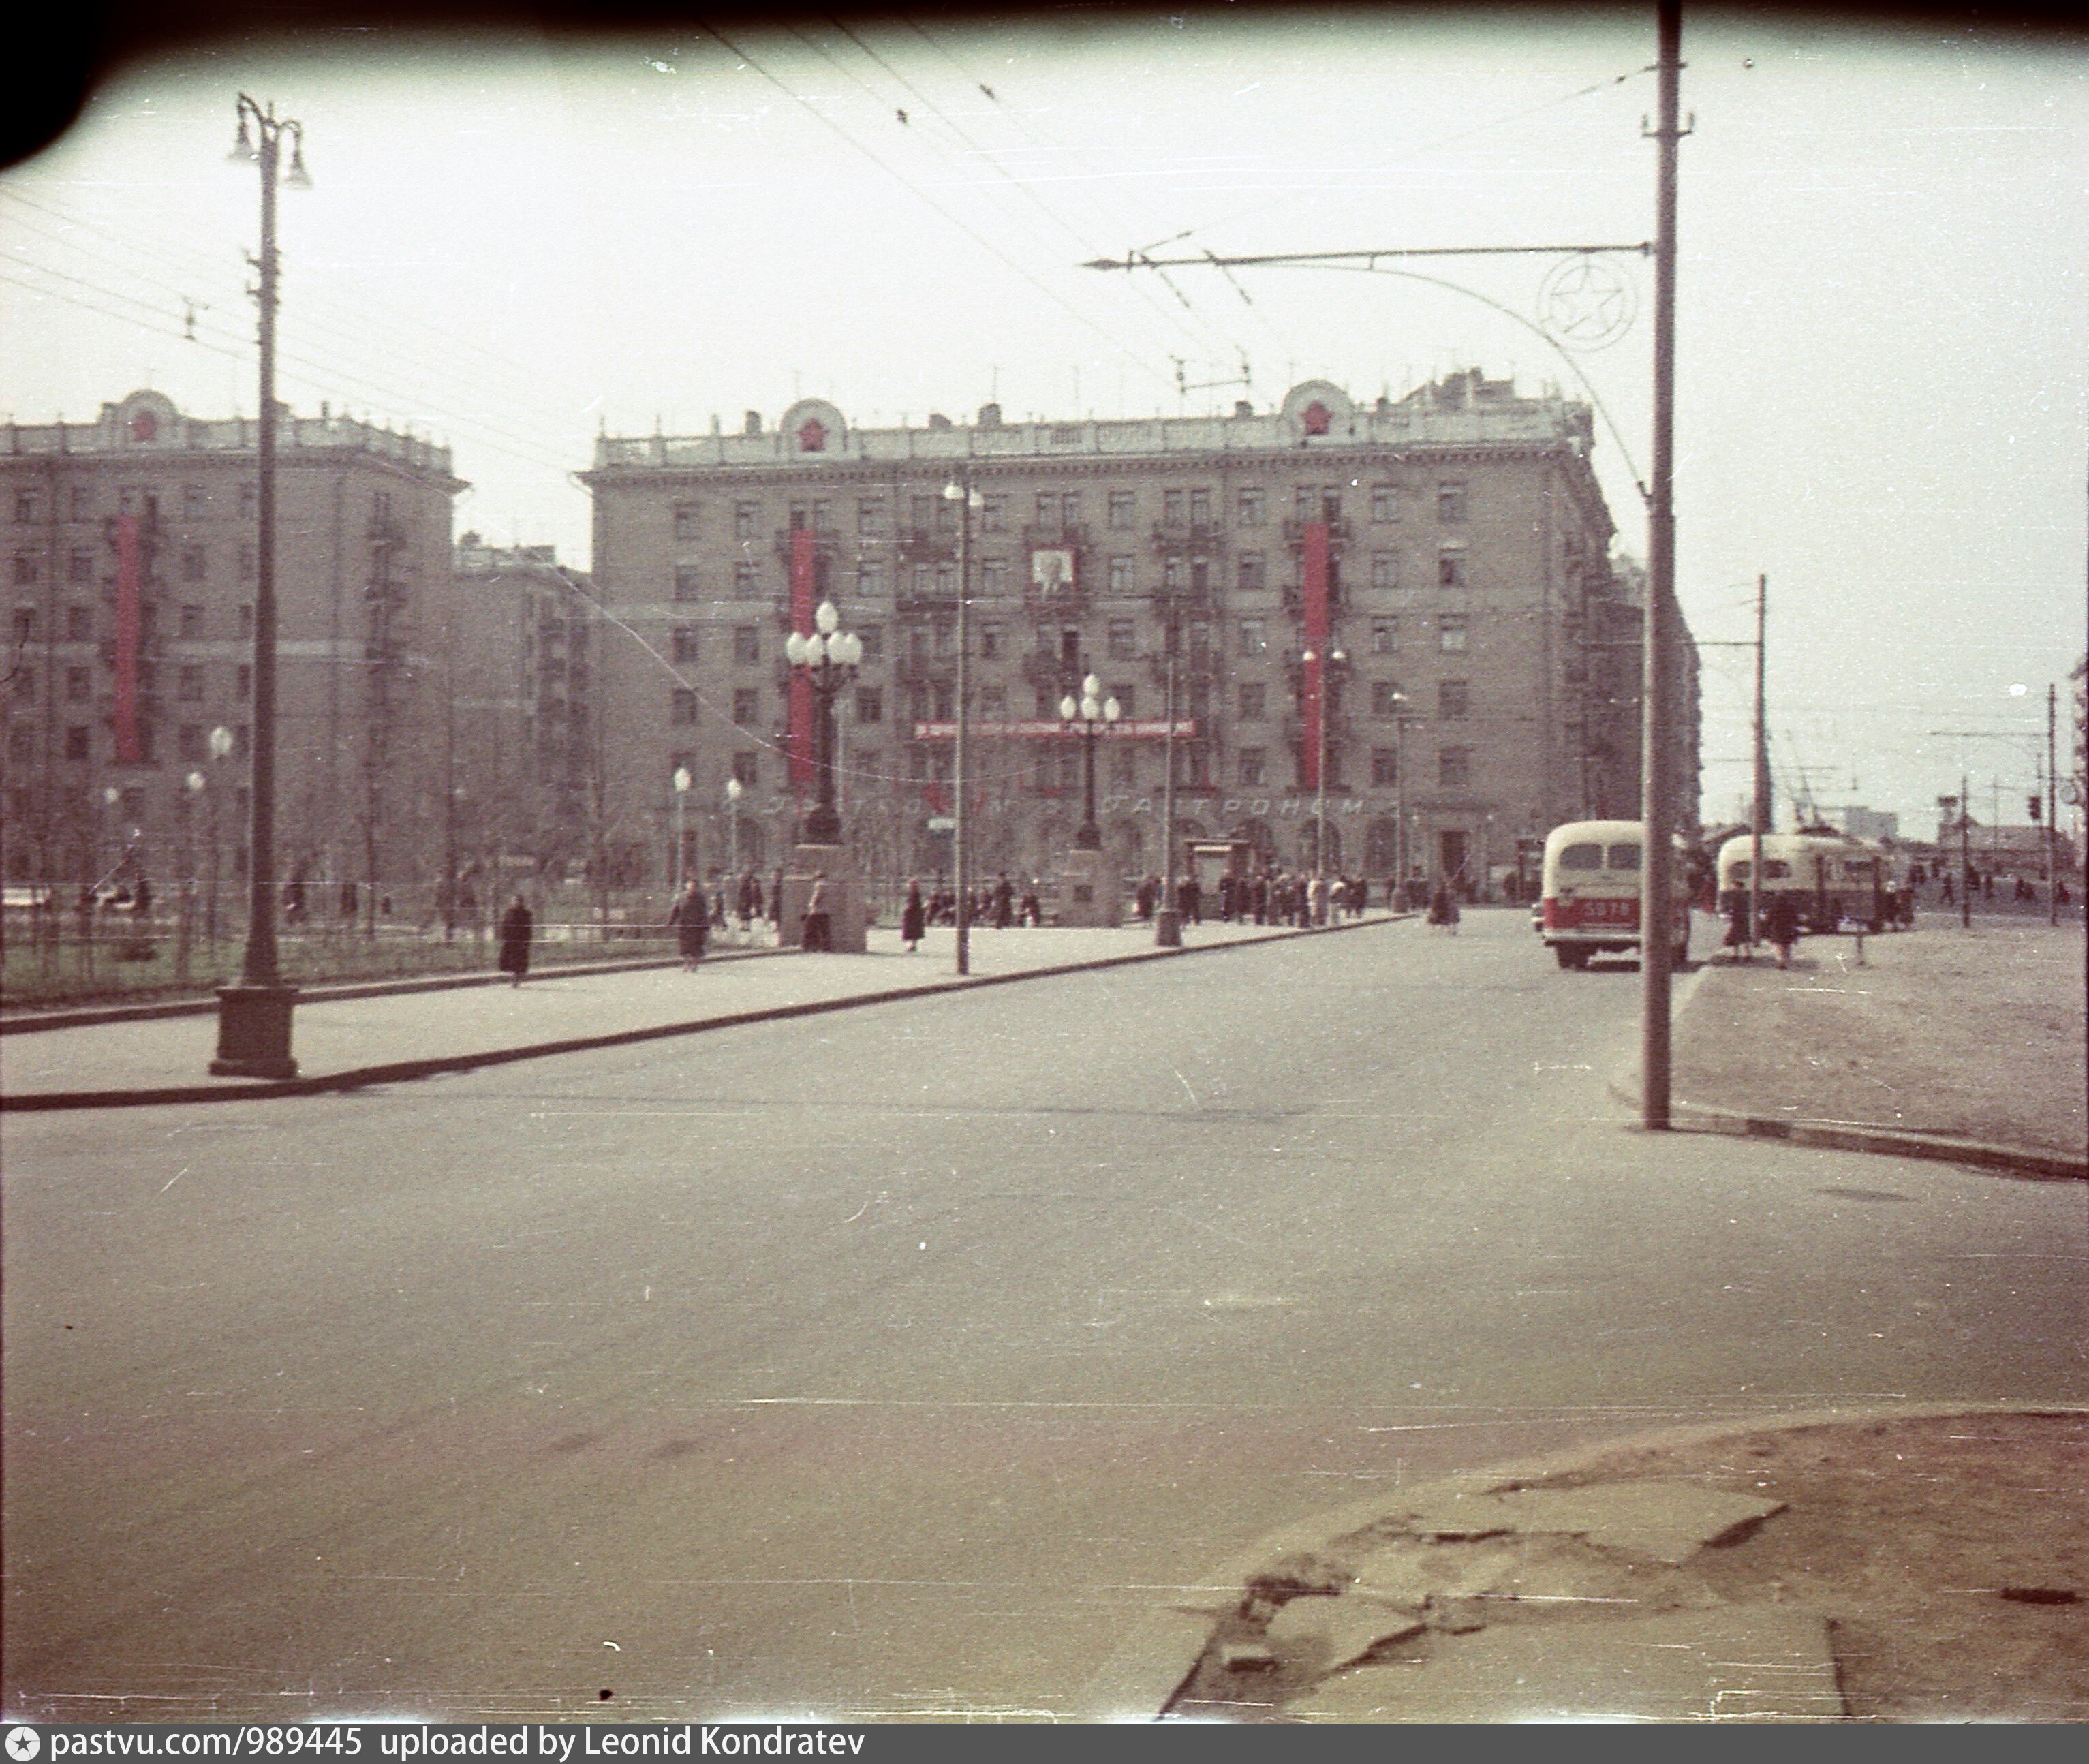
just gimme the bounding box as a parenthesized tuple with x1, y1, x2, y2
(581, 371, 1695, 893)
(2, 390, 465, 901)
(1828, 805, 1900, 842)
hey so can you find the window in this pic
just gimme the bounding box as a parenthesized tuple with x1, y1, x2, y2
(1189, 488, 1211, 527)
(179, 604, 204, 637)
(1237, 486, 1265, 526)
(732, 687, 760, 725)
(1238, 747, 1267, 786)
(1371, 485, 1400, 524)
(1437, 482, 1468, 523)
(1059, 492, 1081, 529)
(857, 561, 887, 597)
(1109, 491, 1136, 530)
(1239, 617, 1267, 655)
(12, 606, 36, 643)
(1235, 553, 1265, 593)
(65, 724, 89, 760)
(855, 687, 882, 725)
(1371, 553, 1398, 591)
(65, 664, 89, 701)
(857, 499, 886, 537)
(673, 501, 700, 539)
(1034, 689, 1057, 719)
(673, 565, 700, 602)
(978, 625, 1002, 660)
(184, 484, 206, 517)
(933, 562, 957, 599)
(733, 563, 758, 600)
(12, 553, 37, 585)
(1438, 679, 1470, 719)
(1034, 492, 1059, 530)
(1438, 746, 1471, 790)
(179, 664, 204, 701)
(1370, 679, 1404, 717)
(1107, 618, 1136, 659)
(1372, 747, 1397, 786)
(236, 663, 252, 698)
(1162, 489, 1186, 527)
(238, 484, 256, 519)
(856, 624, 884, 658)
(233, 724, 251, 757)
(1606, 843, 1642, 872)
(1438, 613, 1468, 652)
(1162, 555, 1183, 592)
(1108, 556, 1134, 595)
(70, 487, 93, 521)
(812, 499, 833, 533)
(1238, 682, 1266, 720)
(910, 495, 937, 532)
(733, 625, 760, 664)
(69, 551, 93, 584)
(67, 605, 92, 642)
(238, 545, 256, 581)
(979, 685, 1006, 717)
(1558, 842, 1603, 871)
(1371, 617, 1398, 655)
(1438, 543, 1467, 588)
(671, 626, 699, 664)
(932, 681, 955, 720)
(732, 752, 759, 787)
(13, 491, 35, 522)
(734, 501, 759, 540)
(980, 495, 1006, 534)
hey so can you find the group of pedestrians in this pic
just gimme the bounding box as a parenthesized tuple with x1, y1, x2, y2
(897, 875, 1044, 949)
(1128, 869, 1378, 929)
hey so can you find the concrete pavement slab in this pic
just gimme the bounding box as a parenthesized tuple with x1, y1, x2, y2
(1381, 1483, 1787, 1565)
(1263, 1594, 1427, 1673)
(1279, 1609, 1846, 1722)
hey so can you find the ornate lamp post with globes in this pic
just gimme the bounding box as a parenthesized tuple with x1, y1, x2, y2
(782, 601, 868, 949)
(1055, 672, 1123, 926)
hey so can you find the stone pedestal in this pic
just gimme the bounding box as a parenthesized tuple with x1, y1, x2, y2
(779, 845, 867, 952)
(210, 983, 300, 1079)
(1053, 846, 1122, 927)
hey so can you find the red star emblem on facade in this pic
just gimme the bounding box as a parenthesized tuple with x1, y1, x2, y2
(796, 418, 828, 453)
(129, 410, 158, 442)
(1301, 401, 1331, 437)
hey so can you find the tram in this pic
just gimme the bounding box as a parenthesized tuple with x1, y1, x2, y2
(1537, 819, 1691, 970)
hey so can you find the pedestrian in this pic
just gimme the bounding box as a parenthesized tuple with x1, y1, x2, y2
(994, 873, 1015, 929)
(801, 871, 832, 952)
(901, 878, 926, 952)
(1764, 890, 1800, 970)
(498, 893, 533, 987)
(670, 879, 708, 971)
(1426, 880, 1461, 934)
(768, 867, 785, 928)
(1021, 882, 1042, 927)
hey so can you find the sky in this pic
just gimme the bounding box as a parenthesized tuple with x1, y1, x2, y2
(5, 3, 2084, 842)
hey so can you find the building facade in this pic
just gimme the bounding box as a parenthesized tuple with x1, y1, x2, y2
(2, 390, 465, 907)
(578, 371, 1683, 897)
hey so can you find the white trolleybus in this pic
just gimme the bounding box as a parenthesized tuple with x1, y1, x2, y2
(1714, 831, 1897, 935)
(1538, 819, 1690, 970)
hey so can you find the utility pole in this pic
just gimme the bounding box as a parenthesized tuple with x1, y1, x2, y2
(1639, 0, 1685, 1132)
(1751, 572, 1767, 953)
(2050, 682, 2061, 926)
(944, 475, 982, 975)
(1156, 642, 1181, 947)
(1961, 771, 1972, 929)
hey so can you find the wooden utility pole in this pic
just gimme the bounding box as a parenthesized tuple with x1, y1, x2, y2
(1640, 0, 1685, 1130)
(1750, 572, 1767, 953)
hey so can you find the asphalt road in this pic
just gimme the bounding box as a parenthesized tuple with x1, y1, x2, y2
(5, 912, 2083, 1720)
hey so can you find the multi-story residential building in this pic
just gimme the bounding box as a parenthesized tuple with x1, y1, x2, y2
(442, 534, 598, 909)
(581, 371, 1690, 895)
(1, 388, 465, 907)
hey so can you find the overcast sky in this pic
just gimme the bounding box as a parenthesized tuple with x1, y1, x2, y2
(5, 5, 2084, 841)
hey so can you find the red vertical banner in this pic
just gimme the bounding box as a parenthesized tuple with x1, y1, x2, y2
(1301, 520, 1329, 790)
(790, 529, 816, 792)
(112, 514, 143, 764)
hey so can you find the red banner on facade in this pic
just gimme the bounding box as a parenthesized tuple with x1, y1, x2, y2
(790, 529, 816, 792)
(1301, 521, 1329, 790)
(910, 719, 1196, 741)
(111, 514, 143, 764)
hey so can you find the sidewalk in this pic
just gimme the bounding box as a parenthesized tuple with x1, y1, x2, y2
(0, 915, 1384, 1109)
(1666, 919, 2086, 1173)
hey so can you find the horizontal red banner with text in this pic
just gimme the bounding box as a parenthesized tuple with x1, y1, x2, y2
(912, 719, 1197, 741)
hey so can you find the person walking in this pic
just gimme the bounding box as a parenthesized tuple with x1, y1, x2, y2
(497, 893, 533, 987)
(901, 878, 926, 952)
(1426, 880, 1461, 934)
(993, 872, 1015, 930)
(670, 879, 709, 971)
(801, 871, 832, 952)
(1765, 889, 1801, 970)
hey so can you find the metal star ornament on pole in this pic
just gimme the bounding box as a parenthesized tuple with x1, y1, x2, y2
(211, 95, 309, 1080)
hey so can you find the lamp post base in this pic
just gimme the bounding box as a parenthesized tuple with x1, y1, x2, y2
(210, 983, 300, 1079)
(1154, 907, 1183, 948)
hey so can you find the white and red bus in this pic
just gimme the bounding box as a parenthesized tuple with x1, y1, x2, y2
(1538, 819, 1690, 970)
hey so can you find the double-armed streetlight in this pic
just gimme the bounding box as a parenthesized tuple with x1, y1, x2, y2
(1060, 672, 1121, 852)
(1299, 643, 1346, 880)
(784, 600, 863, 846)
(211, 95, 310, 1079)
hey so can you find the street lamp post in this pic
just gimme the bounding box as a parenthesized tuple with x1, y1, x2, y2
(1060, 672, 1121, 850)
(784, 600, 863, 846)
(212, 94, 310, 1080)
(179, 769, 204, 982)
(672, 764, 692, 897)
(944, 478, 985, 975)
(726, 775, 743, 882)
(205, 724, 232, 949)
(1301, 644, 1346, 887)
(1156, 643, 1182, 947)
(1387, 687, 1410, 905)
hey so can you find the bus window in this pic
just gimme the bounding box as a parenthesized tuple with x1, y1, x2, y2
(1605, 844, 1641, 871)
(1763, 861, 1791, 880)
(1729, 861, 1750, 882)
(1559, 844, 1603, 871)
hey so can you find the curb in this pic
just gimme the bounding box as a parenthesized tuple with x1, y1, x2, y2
(1081, 1399, 2089, 1720)
(1604, 1080, 2088, 1183)
(1, 912, 1408, 1113)
(0, 946, 783, 1035)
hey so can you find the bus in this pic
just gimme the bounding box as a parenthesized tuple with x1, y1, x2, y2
(1538, 819, 1690, 970)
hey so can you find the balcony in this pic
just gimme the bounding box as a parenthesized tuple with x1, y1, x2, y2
(1281, 582, 1348, 617)
(1281, 516, 1353, 547)
(1149, 521, 1228, 557)
(891, 653, 953, 687)
(771, 525, 844, 566)
(1021, 522, 1092, 552)
(1145, 652, 1218, 689)
(1021, 651, 1076, 690)
(1282, 713, 1352, 749)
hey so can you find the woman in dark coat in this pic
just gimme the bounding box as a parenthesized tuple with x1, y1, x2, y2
(901, 879, 926, 952)
(497, 894, 533, 987)
(670, 880, 708, 970)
